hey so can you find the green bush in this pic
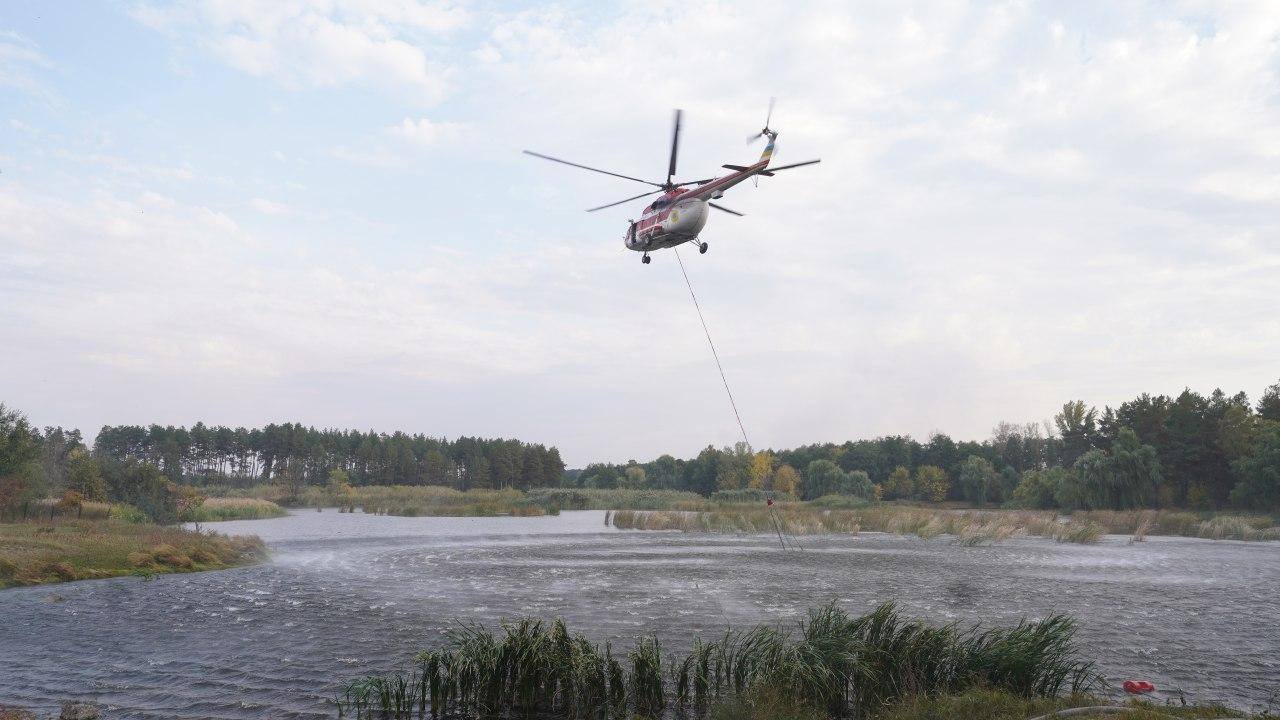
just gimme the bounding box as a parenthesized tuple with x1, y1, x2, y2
(108, 504, 149, 524)
(711, 488, 770, 504)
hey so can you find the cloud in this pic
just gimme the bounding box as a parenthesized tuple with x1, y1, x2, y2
(1194, 170, 1280, 204)
(391, 116, 463, 147)
(0, 30, 53, 98)
(132, 0, 467, 100)
(250, 197, 289, 215)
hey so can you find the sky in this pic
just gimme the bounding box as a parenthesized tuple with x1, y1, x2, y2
(1, 1, 1278, 467)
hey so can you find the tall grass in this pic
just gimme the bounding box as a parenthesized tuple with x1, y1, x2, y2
(182, 497, 287, 522)
(527, 487, 710, 511)
(1049, 521, 1104, 545)
(336, 603, 1097, 720)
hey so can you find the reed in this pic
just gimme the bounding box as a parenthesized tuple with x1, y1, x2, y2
(954, 520, 1021, 546)
(336, 603, 1098, 720)
(1130, 512, 1154, 543)
(1049, 521, 1104, 544)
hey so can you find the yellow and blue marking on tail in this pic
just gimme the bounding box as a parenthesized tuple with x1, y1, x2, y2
(758, 133, 776, 164)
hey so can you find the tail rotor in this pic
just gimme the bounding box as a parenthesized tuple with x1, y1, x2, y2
(746, 97, 777, 144)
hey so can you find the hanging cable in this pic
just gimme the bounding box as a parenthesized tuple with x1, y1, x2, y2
(674, 246, 799, 551)
(673, 246, 750, 449)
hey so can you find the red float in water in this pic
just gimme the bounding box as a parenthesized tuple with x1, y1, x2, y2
(1123, 680, 1156, 694)
(766, 498, 774, 506)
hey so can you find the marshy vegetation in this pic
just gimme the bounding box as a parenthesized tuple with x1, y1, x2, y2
(0, 520, 266, 587)
(336, 602, 1098, 720)
(608, 505, 1279, 545)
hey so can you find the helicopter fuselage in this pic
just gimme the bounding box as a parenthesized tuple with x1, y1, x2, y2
(623, 158, 765, 251)
(626, 196, 708, 250)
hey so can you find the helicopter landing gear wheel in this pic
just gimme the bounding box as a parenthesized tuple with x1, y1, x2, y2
(642, 253, 651, 264)
(698, 242, 708, 254)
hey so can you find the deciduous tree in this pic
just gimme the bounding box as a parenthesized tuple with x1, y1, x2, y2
(958, 455, 997, 506)
(1230, 421, 1280, 511)
(913, 465, 949, 502)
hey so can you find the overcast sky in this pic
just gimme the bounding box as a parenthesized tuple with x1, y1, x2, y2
(2, 1, 1278, 466)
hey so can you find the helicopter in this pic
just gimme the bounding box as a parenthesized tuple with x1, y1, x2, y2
(523, 101, 821, 264)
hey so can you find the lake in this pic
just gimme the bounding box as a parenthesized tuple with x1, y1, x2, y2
(1, 510, 1277, 717)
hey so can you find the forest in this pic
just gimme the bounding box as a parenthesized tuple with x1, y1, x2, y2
(569, 382, 1280, 512)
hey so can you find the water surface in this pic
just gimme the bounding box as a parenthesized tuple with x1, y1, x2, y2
(2, 510, 1277, 717)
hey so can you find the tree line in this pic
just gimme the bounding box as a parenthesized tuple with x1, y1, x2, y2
(94, 422, 566, 490)
(1, 407, 566, 522)
(5, 379, 1279, 520)
(568, 381, 1280, 512)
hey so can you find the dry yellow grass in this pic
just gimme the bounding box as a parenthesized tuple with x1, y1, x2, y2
(610, 506, 861, 535)
(609, 505, 1112, 544)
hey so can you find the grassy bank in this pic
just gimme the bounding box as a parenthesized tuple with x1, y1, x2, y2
(0, 520, 266, 588)
(183, 497, 288, 522)
(527, 487, 710, 511)
(337, 602, 1098, 719)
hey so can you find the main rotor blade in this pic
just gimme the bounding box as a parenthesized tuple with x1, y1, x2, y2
(675, 177, 715, 186)
(708, 202, 744, 216)
(767, 159, 821, 172)
(523, 150, 662, 187)
(666, 109, 683, 186)
(586, 188, 663, 212)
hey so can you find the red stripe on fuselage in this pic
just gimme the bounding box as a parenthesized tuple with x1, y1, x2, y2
(640, 159, 768, 218)
(682, 160, 768, 200)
